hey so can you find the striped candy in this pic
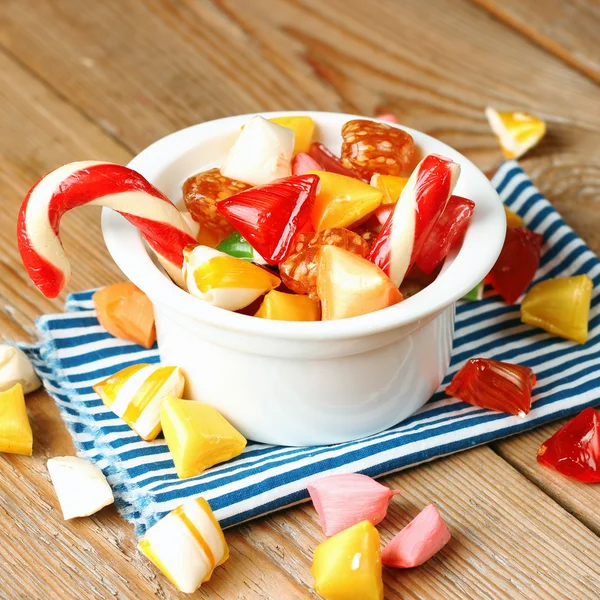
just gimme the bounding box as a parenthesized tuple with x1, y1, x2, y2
(138, 497, 229, 594)
(17, 161, 197, 298)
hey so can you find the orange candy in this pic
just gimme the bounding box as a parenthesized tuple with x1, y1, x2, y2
(93, 283, 156, 348)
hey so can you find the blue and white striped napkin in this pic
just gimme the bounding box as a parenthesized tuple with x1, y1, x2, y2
(23, 161, 600, 536)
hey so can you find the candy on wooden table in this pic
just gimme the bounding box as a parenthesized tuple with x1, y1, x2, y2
(521, 275, 593, 344)
(0, 345, 41, 394)
(537, 407, 600, 483)
(308, 142, 357, 179)
(254, 290, 320, 321)
(309, 170, 383, 232)
(340, 119, 416, 180)
(311, 520, 383, 600)
(280, 229, 369, 298)
(485, 107, 546, 160)
(462, 281, 485, 302)
(183, 246, 280, 311)
(269, 116, 316, 155)
(416, 195, 475, 274)
(221, 116, 293, 185)
(182, 168, 250, 240)
(93, 283, 156, 349)
(369, 174, 408, 204)
(138, 497, 229, 594)
(47, 456, 114, 519)
(381, 504, 451, 568)
(93, 364, 185, 441)
(161, 396, 247, 479)
(217, 174, 319, 265)
(307, 473, 399, 537)
(0, 384, 32, 455)
(446, 358, 536, 417)
(487, 227, 543, 304)
(504, 205, 523, 228)
(292, 152, 322, 176)
(17, 162, 196, 297)
(216, 230, 267, 264)
(368, 154, 461, 286)
(317, 246, 403, 320)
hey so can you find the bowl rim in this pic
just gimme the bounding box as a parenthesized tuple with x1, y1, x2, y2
(101, 110, 506, 341)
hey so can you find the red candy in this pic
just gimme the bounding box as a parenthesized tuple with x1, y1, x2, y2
(292, 153, 322, 176)
(537, 408, 600, 483)
(446, 358, 536, 416)
(308, 142, 358, 179)
(487, 227, 543, 304)
(217, 174, 319, 265)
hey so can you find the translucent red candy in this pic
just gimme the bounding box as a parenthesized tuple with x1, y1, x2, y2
(280, 228, 369, 298)
(308, 142, 357, 179)
(537, 408, 600, 483)
(340, 119, 416, 180)
(446, 358, 536, 416)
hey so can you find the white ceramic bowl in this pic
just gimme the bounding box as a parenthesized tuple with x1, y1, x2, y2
(102, 111, 506, 446)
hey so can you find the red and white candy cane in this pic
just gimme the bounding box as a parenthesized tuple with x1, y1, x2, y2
(368, 154, 460, 286)
(17, 161, 197, 298)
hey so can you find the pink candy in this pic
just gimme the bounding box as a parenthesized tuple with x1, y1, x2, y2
(292, 152, 322, 176)
(375, 113, 400, 124)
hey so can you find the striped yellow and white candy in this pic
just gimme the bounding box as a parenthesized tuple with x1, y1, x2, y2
(485, 107, 546, 160)
(183, 245, 280, 311)
(93, 364, 185, 441)
(138, 497, 229, 594)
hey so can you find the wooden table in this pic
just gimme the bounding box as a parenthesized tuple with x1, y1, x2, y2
(1, 1, 599, 598)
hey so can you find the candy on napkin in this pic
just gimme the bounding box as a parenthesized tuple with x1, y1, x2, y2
(521, 275, 593, 344)
(446, 358, 536, 417)
(183, 245, 280, 310)
(0, 384, 32, 455)
(0, 345, 41, 394)
(504, 205, 523, 228)
(381, 504, 451, 568)
(215, 230, 267, 264)
(485, 107, 546, 160)
(217, 174, 319, 265)
(269, 116, 316, 155)
(161, 397, 247, 479)
(47, 456, 114, 519)
(292, 152, 322, 176)
(369, 173, 408, 204)
(93, 364, 185, 441)
(309, 142, 357, 178)
(138, 497, 229, 594)
(317, 246, 403, 320)
(537, 407, 600, 483)
(308, 473, 400, 536)
(221, 115, 293, 185)
(93, 283, 156, 349)
(311, 520, 383, 600)
(254, 290, 320, 321)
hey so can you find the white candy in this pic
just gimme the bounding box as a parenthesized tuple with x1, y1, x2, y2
(179, 210, 200, 239)
(0, 345, 41, 394)
(47, 456, 114, 520)
(221, 116, 293, 185)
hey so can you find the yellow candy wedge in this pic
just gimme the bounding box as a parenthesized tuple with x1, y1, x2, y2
(485, 107, 546, 160)
(0, 383, 32, 455)
(269, 116, 316, 155)
(369, 174, 408, 204)
(254, 290, 321, 321)
(161, 397, 247, 479)
(311, 520, 383, 600)
(309, 171, 383, 232)
(504, 205, 523, 228)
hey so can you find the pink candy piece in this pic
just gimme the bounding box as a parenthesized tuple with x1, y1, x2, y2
(373, 204, 393, 227)
(381, 504, 451, 568)
(375, 113, 400, 124)
(292, 153, 322, 176)
(307, 473, 400, 537)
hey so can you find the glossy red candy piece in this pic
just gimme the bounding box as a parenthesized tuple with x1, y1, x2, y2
(446, 358, 536, 416)
(308, 142, 358, 179)
(537, 408, 600, 483)
(216, 174, 319, 265)
(292, 153, 322, 176)
(487, 227, 543, 304)
(416, 195, 475, 274)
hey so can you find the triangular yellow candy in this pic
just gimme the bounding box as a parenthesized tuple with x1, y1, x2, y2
(0, 383, 33, 455)
(161, 397, 247, 479)
(485, 107, 546, 159)
(369, 174, 408, 204)
(254, 290, 320, 321)
(269, 116, 316, 155)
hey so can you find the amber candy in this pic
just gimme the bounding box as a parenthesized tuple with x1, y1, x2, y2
(340, 120, 416, 180)
(183, 168, 250, 238)
(280, 228, 369, 298)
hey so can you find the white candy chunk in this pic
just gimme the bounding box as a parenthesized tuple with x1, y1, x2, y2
(179, 210, 200, 239)
(221, 116, 294, 185)
(47, 456, 114, 520)
(0, 345, 41, 394)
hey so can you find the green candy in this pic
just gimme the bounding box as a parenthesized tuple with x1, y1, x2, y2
(216, 231, 264, 263)
(463, 281, 484, 302)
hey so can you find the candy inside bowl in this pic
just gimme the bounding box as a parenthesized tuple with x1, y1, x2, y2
(101, 111, 505, 446)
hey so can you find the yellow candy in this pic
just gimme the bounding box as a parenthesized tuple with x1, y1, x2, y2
(485, 107, 546, 160)
(311, 520, 383, 600)
(138, 497, 229, 593)
(504, 205, 523, 228)
(94, 364, 185, 441)
(369, 174, 408, 204)
(254, 290, 321, 321)
(0, 383, 32, 455)
(269, 116, 316, 155)
(161, 397, 247, 479)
